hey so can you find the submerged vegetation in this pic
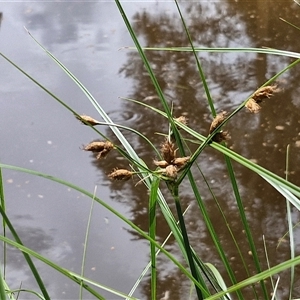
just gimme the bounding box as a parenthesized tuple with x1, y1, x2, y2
(1, 1, 300, 299)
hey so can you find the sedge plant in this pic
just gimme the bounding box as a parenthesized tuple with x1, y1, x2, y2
(1, 0, 300, 299)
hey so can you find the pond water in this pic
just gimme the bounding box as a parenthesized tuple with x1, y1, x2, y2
(1, 1, 300, 299)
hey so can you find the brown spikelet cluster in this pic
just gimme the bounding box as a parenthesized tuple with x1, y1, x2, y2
(164, 165, 178, 179)
(170, 116, 188, 141)
(209, 111, 229, 143)
(108, 169, 133, 180)
(154, 139, 190, 180)
(172, 157, 190, 168)
(77, 115, 134, 181)
(245, 98, 261, 114)
(245, 85, 280, 113)
(76, 114, 101, 126)
(78, 84, 282, 186)
(174, 116, 188, 126)
(160, 139, 177, 164)
(153, 160, 169, 168)
(83, 141, 114, 159)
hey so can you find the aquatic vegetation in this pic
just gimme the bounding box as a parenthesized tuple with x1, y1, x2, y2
(1, 1, 300, 300)
(245, 85, 280, 113)
(83, 140, 115, 159)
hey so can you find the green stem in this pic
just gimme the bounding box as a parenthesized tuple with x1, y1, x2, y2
(224, 155, 267, 299)
(149, 178, 160, 300)
(169, 183, 203, 300)
(0, 205, 50, 300)
(0, 167, 6, 280)
(177, 57, 300, 186)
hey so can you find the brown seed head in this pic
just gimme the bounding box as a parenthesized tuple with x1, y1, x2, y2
(174, 116, 188, 126)
(83, 141, 114, 159)
(245, 98, 261, 113)
(84, 141, 107, 152)
(76, 115, 101, 126)
(83, 141, 114, 152)
(252, 85, 279, 103)
(153, 160, 169, 168)
(163, 165, 178, 179)
(209, 111, 227, 134)
(161, 139, 177, 164)
(108, 169, 133, 180)
(212, 131, 230, 143)
(96, 149, 110, 159)
(172, 156, 190, 169)
(104, 141, 114, 150)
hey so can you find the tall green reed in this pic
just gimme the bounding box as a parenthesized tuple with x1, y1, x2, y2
(0, 0, 300, 299)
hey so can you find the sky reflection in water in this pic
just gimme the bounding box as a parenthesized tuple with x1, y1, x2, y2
(1, 1, 300, 299)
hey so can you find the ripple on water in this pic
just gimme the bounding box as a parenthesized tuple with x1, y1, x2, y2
(107, 109, 143, 124)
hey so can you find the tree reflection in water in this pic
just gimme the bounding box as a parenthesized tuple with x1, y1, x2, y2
(93, 1, 300, 299)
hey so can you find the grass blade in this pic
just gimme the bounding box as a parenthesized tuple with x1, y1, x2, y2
(79, 187, 96, 300)
(263, 235, 278, 300)
(0, 166, 7, 281)
(174, 0, 215, 116)
(0, 268, 8, 300)
(0, 163, 207, 293)
(187, 173, 238, 297)
(0, 234, 136, 300)
(149, 177, 160, 300)
(0, 178, 50, 300)
(139, 46, 300, 59)
(285, 145, 294, 300)
(18, 31, 197, 278)
(123, 97, 300, 198)
(170, 182, 203, 300)
(205, 263, 232, 300)
(224, 155, 267, 299)
(126, 204, 191, 299)
(206, 255, 300, 300)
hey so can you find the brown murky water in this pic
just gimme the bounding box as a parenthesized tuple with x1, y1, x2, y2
(1, 1, 300, 299)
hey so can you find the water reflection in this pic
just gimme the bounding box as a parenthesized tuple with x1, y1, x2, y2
(0, 12, 3, 29)
(22, 2, 97, 46)
(4, 224, 73, 299)
(0, 2, 144, 299)
(108, 1, 300, 298)
(2, 0, 300, 299)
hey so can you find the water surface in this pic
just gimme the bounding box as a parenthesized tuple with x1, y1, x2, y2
(1, 1, 300, 299)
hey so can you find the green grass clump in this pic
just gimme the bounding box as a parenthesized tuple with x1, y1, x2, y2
(1, 1, 300, 299)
